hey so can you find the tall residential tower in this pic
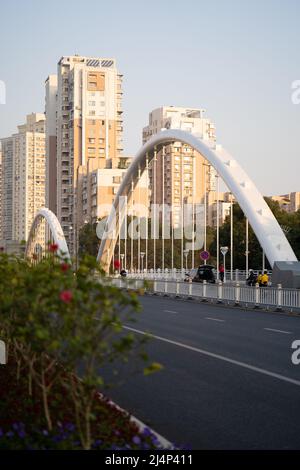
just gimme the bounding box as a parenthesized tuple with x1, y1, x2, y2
(0, 113, 46, 244)
(46, 55, 123, 253)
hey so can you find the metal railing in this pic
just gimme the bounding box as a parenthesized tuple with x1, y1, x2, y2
(111, 277, 300, 310)
(124, 269, 272, 284)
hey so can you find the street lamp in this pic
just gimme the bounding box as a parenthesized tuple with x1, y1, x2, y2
(183, 248, 189, 271)
(120, 253, 125, 270)
(140, 251, 145, 273)
(220, 246, 228, 283)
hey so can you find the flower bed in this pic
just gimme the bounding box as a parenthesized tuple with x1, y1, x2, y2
(0, 251, 165, 450)
(0, 357, 165, 450)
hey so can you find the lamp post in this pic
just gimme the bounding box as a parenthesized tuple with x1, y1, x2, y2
(220, 246, 228, 283)
(140, 251, 145, 273)
(68, 225, 76, 268)
(245, 218, 249, 277)
(120, 253, 125, 270)
(183, 249, 189, 271)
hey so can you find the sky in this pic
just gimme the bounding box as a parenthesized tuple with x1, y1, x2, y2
(0, 0, 299, 195)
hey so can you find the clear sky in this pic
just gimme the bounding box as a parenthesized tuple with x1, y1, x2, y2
(0, 0, 299, 195)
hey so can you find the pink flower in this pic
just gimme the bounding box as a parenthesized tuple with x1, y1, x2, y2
(61, 262, 70, 272)
(49, 243, 59, 253)
(60, 290, 73, 303)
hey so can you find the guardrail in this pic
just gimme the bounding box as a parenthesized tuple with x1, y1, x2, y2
(125, 269, 272, 283)
(110, 278, 300, 311)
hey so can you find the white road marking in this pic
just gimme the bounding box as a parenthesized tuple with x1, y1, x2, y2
(264, 328, 292, 335)
(123, 325, 300, 387)
(163, 310, 178, 314)
(205, 317, 225, 322)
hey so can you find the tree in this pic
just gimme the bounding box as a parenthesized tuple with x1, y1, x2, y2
(208, 198, 300, 270)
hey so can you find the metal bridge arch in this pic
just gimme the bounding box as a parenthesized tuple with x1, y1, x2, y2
(97, 128, 297, 272)
(26, 207, 70, 261)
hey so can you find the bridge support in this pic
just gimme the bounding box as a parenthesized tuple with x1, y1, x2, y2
(272, 261, 300, 289)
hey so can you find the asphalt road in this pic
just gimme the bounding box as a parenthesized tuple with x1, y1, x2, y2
(103, 295, 300, 449)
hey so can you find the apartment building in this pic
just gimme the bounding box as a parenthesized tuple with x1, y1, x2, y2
(46, 55, 124, 254)
(45, 74, 58, 214)
(0, 113, 46, 244)
(270, 192, 300, 213)
(207, 191, 235, 227)
(79, 156, 148, 222)
(1, 136, 14, 241)
(142, 106, 216, 227)
(290, 192, 300, 212)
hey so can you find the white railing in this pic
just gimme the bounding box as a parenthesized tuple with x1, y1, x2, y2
(111, 278, 300, 310)
(124, 268, 272, 284)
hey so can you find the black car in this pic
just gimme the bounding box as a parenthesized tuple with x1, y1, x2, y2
(192, 264, 216, 283)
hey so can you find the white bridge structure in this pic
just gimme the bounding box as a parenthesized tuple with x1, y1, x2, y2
(97, 129, 298, 277)
(26, 129, 300, 288)
(26, 207, 70, 261)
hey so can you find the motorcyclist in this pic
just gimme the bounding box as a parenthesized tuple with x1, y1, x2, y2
(246, 269, 256, 286)
(261, 270, 269, 286)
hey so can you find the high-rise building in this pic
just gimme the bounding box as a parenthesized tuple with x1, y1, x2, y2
(46, 55, 123, 253)
(289, 192, 300, 212)
(1, 136, 14, 241)
(45, 75, 58, 215)
(0, 113, 46, 243)
(142, 106, 216, 227)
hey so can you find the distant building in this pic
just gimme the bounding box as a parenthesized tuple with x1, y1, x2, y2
(79, 156, 148, 222)
(270, 192, 300, 213)
(0, 114, 46, 244)
(207, 191, 235, 227)
(289, 192, 300, 212)
(142, 106, 216, 227)
(45, 55, 124, 254)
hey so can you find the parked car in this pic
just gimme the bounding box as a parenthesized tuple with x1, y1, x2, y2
(192, 264, 216, 283)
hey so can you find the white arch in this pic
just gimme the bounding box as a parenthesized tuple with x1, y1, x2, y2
(97, 129, 297, 272)
(26, 207, 70, 261)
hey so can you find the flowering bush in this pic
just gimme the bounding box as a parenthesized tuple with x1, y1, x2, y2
(0, 251, 162, 450)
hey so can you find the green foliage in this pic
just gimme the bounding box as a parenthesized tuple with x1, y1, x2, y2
(208, 199, 300, 269)
(0, 251, 159, 449)
(78, 222, 100, 257)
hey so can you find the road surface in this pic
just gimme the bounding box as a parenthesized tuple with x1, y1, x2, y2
(103, 295, 300, 449)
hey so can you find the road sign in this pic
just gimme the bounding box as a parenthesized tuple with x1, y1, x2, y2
(200, 250, 210, 261)
(220, 246, 229, 256)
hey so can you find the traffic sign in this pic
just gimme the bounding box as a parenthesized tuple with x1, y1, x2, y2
(200, 250, 210, 261)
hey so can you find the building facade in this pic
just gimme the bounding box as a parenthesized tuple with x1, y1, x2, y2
(142, 106, 217, 227)
(270, 192, 300, 213)
(0, 113, 46, 244)
(45, 74, 58, 215)
(46, 55, 124, 254)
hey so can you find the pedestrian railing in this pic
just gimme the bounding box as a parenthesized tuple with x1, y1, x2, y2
(124, 269, 272, 284)
(110, 277, 300, 310)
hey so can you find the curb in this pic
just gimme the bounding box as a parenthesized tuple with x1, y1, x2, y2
(97, 391, 174, 449)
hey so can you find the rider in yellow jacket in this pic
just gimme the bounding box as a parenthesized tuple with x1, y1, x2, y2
(261, 271, 269, 286)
